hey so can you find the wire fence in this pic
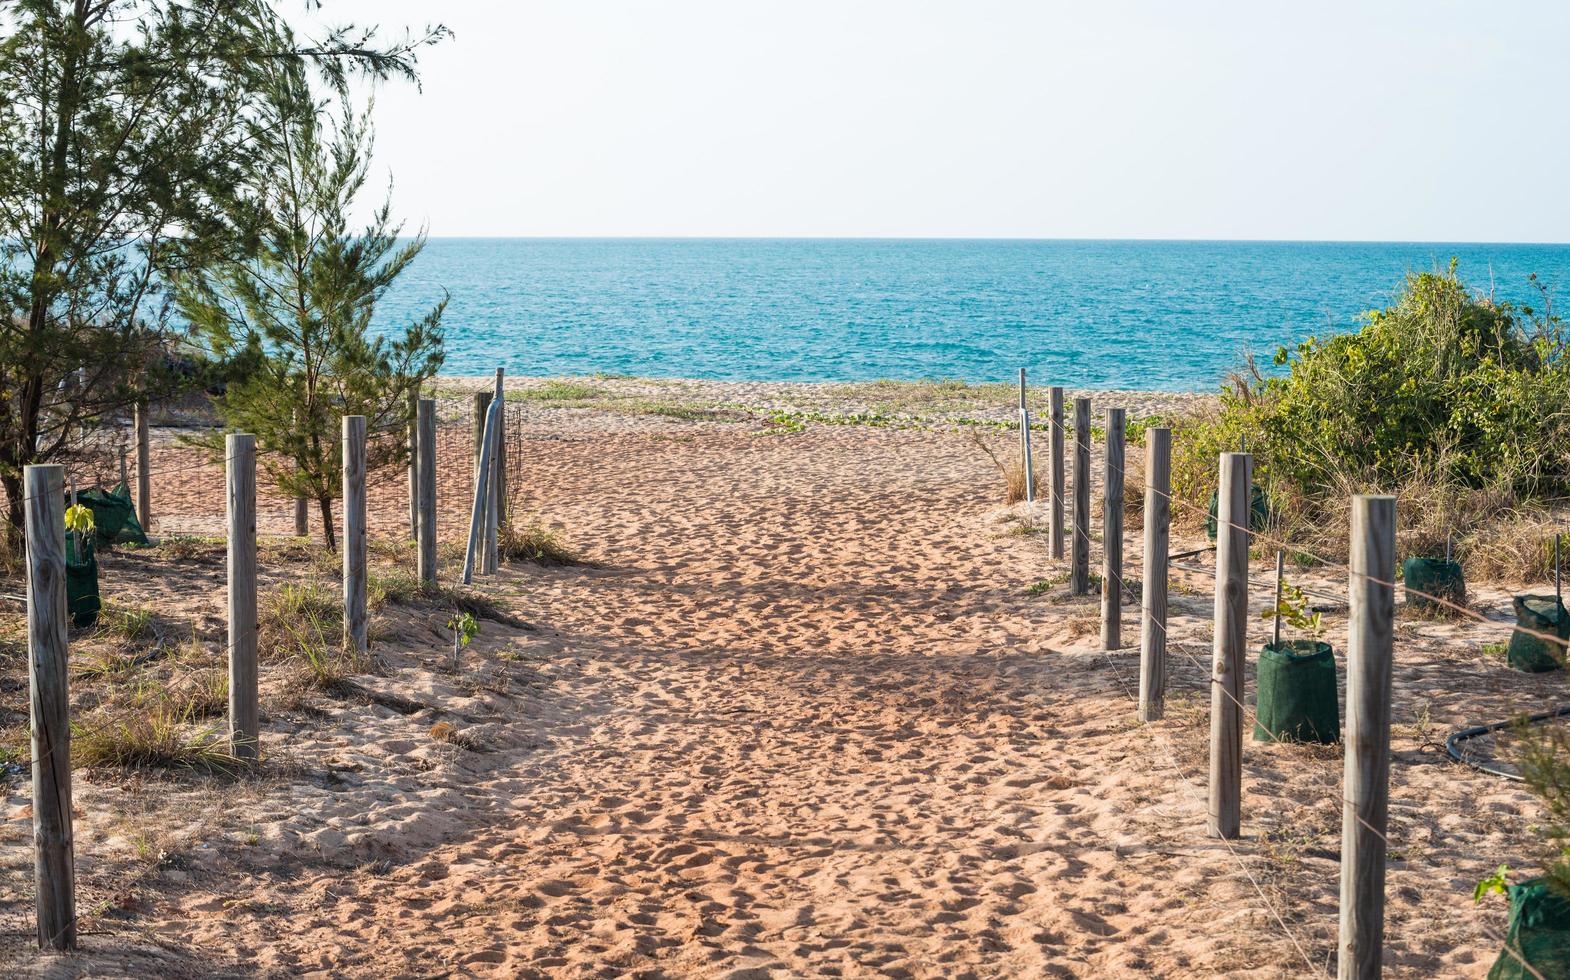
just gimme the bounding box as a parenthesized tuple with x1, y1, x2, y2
(1029, 401, 1553, 979)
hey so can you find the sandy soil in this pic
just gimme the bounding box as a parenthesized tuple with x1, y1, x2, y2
(0, 386, 1556, 978)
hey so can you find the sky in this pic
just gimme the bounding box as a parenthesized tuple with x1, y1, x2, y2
(320, 1, 1570, 241)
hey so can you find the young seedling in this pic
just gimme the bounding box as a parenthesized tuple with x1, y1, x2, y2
(1261, 562, 1324, 644)
(447, 612, 479, 670)
(1474, 864, 1511, 903)
(65, 500, 95, 560)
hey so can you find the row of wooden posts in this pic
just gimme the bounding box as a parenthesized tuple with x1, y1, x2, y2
(1017, 369, 1393, 980)
(23, 375, 516, 952)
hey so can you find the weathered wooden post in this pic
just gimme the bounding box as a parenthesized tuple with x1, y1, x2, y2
(294, 496, 309, 538)
(342, 416, 368, 655)
(485, 367, 505, 572)
(1139, 427, 1171, 722)
(462, 397, 501, 585)
(407, 391, 419, 542)
(25, 464, 75, 951)
(1071, 397, 1092, 595)
(472, 390, 492, 567)
(1339, 494, 1395, 980)
(1102, 408, 1126, 650)
(1209, 451, 1251, 839)
(226, 434, 259, 762)
(472, 390, 492, 479)
(1018, 369, 1035, 504)
(134, 398, 151, 532)
(417, 399, 438, 586)
(1049, 386, 1065, 558)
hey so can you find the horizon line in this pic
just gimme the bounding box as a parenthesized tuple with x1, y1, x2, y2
(407, 234, 1570, 247)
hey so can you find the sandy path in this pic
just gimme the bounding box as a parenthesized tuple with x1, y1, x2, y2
(9, 410, 1540, 977)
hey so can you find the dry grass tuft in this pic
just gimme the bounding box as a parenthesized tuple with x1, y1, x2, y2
(967, 429, 1045, 505)
(429, 720, 483, 751)
(500, 519, 584, 567)
(75, 697, 237, 773)
(259, 579, 340, 663)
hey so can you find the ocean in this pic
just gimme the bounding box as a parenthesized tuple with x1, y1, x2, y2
(376, 238, 1570, 392)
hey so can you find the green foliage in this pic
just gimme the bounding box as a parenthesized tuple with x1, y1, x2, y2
(0, 0, 445, 546)
(1475, 864, 1512, 903)
(1261, 579, 1323, 640)
(1183, 263, 1570, 505)
(447, 612, 480, 648)
(175, 65, 445, 551)
(64, 504, 95, 536)
(1516, 721, 1570, 897)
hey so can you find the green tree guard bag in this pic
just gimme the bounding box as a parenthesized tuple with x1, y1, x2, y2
(1507, 595, 1568, 673)
(65, 534, 100, 629)
(1253, 640, 1338, 744)
(1488, 877, 1570, 980)
(1205, 485, 1269, 541)
(75, 482, 148, 546)
(1402, 557, 1465, 611)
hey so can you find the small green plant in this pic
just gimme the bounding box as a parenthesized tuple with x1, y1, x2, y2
(1262, 579, 1324, 640)
(64, 503, 95, 536)
(448, 612, 479, 669)
(1474, 864, 1512, 902)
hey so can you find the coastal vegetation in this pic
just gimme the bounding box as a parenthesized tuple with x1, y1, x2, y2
(1172, 263, 1570, 578)
(174, 61, 445, 550)
(0, 0, 445, 549)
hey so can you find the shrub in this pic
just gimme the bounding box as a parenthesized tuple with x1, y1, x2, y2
(1173, 263, 1570, 560)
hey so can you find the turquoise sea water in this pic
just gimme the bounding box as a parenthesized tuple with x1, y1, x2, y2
(377, 239, 1570, 391)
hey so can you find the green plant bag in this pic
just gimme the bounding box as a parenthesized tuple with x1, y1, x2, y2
(1205, 485, 1269, 541)
(74, 482, 148, 546)
(65, 533, 100, 629)
(1402, 557, 1465, 611)
(1488, 877, 1570, 980)
(1253, 640, 1338, 744)
(1507, 595, 1568, 673)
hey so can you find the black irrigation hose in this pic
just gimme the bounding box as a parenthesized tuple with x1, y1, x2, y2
(1446, 705, 1570, 781)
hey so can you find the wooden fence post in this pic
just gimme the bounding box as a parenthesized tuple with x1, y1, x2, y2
(472, 390, 492, 478)
(342, 416, 368, 655)
(407, 391, 419, 542)
(1018, 369, 1035, 504)
(1049, 386, 1065, 559)
(1071, 397, 1091, 595)
(485, 367, 505, 572)
(1139, 427, 1171, 722)
(472, 390, 492, 563)
(1339, 494, 1395, 980)
(226, 434, 259, 762)
(134, 398, 151, 532)
(462, 398, 501, 586)
(1209, 450, 1251, 839)
(417, 399, 438, 586)
(1101, 407, 1125, 650)
(294, 496, 309, 538)
(25, 464, 74, 951)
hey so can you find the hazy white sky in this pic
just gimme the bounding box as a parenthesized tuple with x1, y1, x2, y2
(325, 1, 1570, 241)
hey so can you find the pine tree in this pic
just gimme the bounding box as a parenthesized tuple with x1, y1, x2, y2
(0, 0, 446, 547)
(173, 64, 444, 551)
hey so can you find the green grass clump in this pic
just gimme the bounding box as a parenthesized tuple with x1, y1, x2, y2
(510, 380, 603, 402)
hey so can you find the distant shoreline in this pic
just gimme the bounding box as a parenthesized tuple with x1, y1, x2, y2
(436, 374, 1214, 426)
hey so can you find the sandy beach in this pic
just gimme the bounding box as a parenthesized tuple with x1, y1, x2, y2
(0, 379, 1554, 977)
